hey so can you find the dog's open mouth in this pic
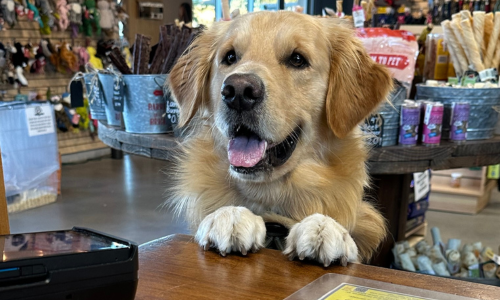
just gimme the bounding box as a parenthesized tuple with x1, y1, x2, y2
(227, 125, 301, 174)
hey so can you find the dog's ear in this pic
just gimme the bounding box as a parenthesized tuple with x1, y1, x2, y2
(169, 23, 228, 127)
(321, 20, 393, 138)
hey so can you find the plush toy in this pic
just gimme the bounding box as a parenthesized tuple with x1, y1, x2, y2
(31, 49, 46, 74)
(98, 0, 114, 36)
(67, 0, 82, 37)
(36, 0, 54, 34)
(1, 0, 17, 27)
(0, 43, 6, 83)
(76, 99, 90, 129)
(26, 0, 43, 27)
(4, 43, 16, 84)
(73, 46, 89, 68)
(12, 42, 28, 86)
(86, 46, 102, 69)
(54, 0, 70, 31)
(60, 42, 78, 72)
(83, 0, 100, 36)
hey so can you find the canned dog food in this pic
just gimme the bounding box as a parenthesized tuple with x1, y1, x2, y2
(399, 101, 420, 147)
(450, 102, 470, 143)
(422, 102, 444, 146)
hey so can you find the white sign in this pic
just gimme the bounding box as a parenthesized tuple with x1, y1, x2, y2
(353, 9, 365, 28)
(25, 105, 55, 137)
(413, 170, 430, 201)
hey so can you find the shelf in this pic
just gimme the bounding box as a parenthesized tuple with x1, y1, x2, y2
(405, 222, 427, 239)
(431, 184, 482, 197)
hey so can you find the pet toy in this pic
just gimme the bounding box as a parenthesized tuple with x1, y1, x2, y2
(1, 0, 16, 27)
(98, 0, 114, 36)
(31, 48, 46, 74)
(26, 0, 43, 27)
(83, 0, 100, 36)
(36, 0, 54, 34)
(60, 42, 79, 72)
(74, 46, 89, 68)
(12, 42, 28, 85)
(67, 0, 82, 37)
(87, 46, 102, 69)
(54, 0, 70, 31)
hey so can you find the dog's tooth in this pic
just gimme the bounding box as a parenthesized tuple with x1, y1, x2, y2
(203, 244, 209, 251)
(241, 249, 247, 256)
(220, 251, 226, 257)
(323, 261, 331, 268)
(340, 256, 348, 267)
(298, 253, 305, 261)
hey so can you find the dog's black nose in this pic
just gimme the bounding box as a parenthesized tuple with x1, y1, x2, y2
(221, 74, 264, 112)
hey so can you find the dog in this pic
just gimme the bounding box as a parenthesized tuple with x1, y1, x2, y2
(167, 11, 393, 266)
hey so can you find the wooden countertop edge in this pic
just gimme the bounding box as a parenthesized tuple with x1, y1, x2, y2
(138, 234, 500, 300)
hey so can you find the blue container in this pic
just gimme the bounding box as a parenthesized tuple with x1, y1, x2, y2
(122, 74, 168, 134)
(98, 73, 123, 127)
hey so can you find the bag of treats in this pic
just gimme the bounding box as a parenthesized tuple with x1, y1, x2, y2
(357, 28, 419, 93)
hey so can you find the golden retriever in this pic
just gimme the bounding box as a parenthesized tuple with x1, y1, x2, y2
(167, 11, 393, 266)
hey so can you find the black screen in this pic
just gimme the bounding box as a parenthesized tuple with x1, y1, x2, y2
(1, 230, 129, 262)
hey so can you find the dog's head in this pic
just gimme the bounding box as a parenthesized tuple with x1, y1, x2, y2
(170, 12, 392, 182)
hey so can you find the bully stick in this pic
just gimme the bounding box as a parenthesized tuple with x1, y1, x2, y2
(108, 47, 132, 74)
(484, 12, 500, 68)
(461, 18, 485, 71)
(132, 34, 151, 75)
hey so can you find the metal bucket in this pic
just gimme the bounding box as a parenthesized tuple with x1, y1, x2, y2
(122, 74, 168, 134)
(164, 82, 180, 134)
(376, 83, 407, 147)
(98, 73, 123, 127)
(416, 84, 500, 140)
(83, 73, 106, 121)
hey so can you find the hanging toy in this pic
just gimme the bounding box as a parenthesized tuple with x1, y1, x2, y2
(1, 0, 17, 27)
(83, 0, 100, 36)
(73, 46, 89, 68)
(60, 42, 78, 72)
(26, 0, 44, 27)
(12, 42, 28, 86)
(31, 48, 46, 74)
(98, 0, 114, 37)
(54, 0, 70, 31)
(4, 43, 16, 84)
(67, 0, 82, 37)
(0, 43, 7, 83)
(86, 46, 102, 69)
(36, 0, 54, 35)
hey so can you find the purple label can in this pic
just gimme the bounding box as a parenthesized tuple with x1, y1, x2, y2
(450, 102, 470, 143)
(399, 102, 420, 146)
(422, 102, 444, 146)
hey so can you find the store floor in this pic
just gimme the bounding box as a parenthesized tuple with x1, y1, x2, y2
(9, 154, 500, 248)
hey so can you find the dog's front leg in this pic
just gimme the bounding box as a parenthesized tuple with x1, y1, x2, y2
(283, 214, 359, 267)
(195, 206, 266, 256)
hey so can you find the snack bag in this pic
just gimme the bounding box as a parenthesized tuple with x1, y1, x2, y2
(357, 28, 419, 94)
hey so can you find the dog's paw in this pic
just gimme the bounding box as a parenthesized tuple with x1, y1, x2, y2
(283, 213, 359, 267)
(195, 206, 266, 256)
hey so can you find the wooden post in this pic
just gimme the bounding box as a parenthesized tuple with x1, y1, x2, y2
(0, 149, 10, 235)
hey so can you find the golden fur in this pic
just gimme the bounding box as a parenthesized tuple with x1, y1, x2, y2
(167, 11, 393, 262)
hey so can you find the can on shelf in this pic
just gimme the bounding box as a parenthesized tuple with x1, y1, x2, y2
(422, 102, 444, 147)
(450, 102, 470, 143)
(399, 101, 420, 147)
(416, 100, 432, 143)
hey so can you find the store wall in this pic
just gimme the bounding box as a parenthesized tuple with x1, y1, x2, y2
(124, 0, 192, 45)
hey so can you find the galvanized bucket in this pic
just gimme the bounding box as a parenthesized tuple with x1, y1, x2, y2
(122, 74, 168, 134)
(98, 73, 123, 127)
(416, 84, 500, 140)
(164, 82, 180, 134)
(83, 73, 106, 121)
(375, 82, 407, 147)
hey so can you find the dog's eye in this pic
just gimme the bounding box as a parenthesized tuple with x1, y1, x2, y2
(289, 52, 308, 68)
(222, 50, 237, 65)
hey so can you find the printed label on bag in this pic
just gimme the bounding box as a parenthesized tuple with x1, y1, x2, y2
(25, 106, 55, 136)
(320, 283, 436, 300)
(113, 78, 124, 112)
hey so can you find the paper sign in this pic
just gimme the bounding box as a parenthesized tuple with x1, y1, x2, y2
(413, 170, 430, 201)
(25, 105, 55, 137)
(353, 8, 365, 28)
(320, 283, 435, 300)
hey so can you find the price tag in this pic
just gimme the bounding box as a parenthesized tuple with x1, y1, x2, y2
(353, 7, 365, 28)
(413, 170, 430, 202)
(113, 76, 124, 112)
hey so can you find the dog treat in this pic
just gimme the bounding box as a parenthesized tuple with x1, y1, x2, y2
(483, 13, 494, 56)
(484, 12, 500, 68)
(422, 102, 444, 147)
(149, 25, 169, 74)
(399, 102, 420, 146)
(442, 20, 468, 75)
(108, 47, 132, 74)
(451, 18, 473, 68)
(460, 10, 472, 22)
(472, 11, 485, 57)
(491, 45, 500, 69)
(461, 18, 485, 71)
(450, 102, 470, 143)
(132, 34, 152, 74)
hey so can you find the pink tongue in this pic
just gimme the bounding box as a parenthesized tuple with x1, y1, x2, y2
(228, 135, 267, 168)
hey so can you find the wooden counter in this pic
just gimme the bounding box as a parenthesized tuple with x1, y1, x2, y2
(136, 234, 500, 300)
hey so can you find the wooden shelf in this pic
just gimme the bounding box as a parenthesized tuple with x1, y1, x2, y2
(405, 221, 427, 239)
(431, 183, 482, 197)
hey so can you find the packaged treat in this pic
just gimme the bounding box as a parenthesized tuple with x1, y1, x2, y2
(422, 102, 444, 146)
(357, 28, 419, 93)
(450, 102, 470, 143)
(399, 102, 420, 147)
